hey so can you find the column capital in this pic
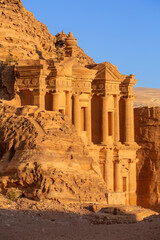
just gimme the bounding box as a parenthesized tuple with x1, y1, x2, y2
(113, 93, 120, 98)
(128, 158, 139, 163)
(88, 93, 92, 100)
(102, 93, 111, 99)
(123, 96, 130, 101)
(66, 91, 72, 95)
(114, 159, 121, 163)
(123, 95, 134, 100)
(73, 92, 81, 97)
(52, 91, 60, 95)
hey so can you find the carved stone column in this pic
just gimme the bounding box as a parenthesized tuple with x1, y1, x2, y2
(104, 149, 114, 191)
(65, 92, 72, 120)
(85, 98, 92, 144)
(130, 97, 135, 143)
(52, 92, 59, 111)
(73, 93, 81, 135)
(38, 74, 46, 110)
(114, 94, 120, 143)
(124, 97, 131, 144)
(33, 92, 39, 107)
(114, 160, 122, 192)
(39, 90, 45, 110)
(101, 95, 109, 145)
(129, 159, 137, 205)
(33, 91, 45, 109)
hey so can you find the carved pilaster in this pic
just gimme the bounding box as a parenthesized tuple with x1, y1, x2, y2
(129, 158, 137, 205)
(130, 96, 135, 143)
(114, 160, 122, 192)
(124, 97, 131, 144)
(114, 94, 120, 143)
(85, 96, 92, 144)
(124, 95, 135, 144)
(52, 92, 59, 111)
(73, 93, 81, 135)
(101, 95, 110, 145)
(65, 91, 72, 120)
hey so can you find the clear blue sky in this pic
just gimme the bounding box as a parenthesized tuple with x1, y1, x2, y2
(22, 0, 160, 88)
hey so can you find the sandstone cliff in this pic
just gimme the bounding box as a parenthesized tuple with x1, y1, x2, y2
(0, 0, 56, 61)
(135, 107, 160, 210)
(0, 62, 15, 100)
(0, 0, 94, 65)
(0, 102, 107, 203)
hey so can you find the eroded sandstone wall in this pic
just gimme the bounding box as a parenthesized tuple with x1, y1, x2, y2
(135, 107, 160, 210)
(0, 62, 15, 100)
(0, 102, 107, 204)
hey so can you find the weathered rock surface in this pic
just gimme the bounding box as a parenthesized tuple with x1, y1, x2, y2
(0, 0, 94, 66)
(0, 0, 56, 60)
(55, 31, 95, 66)
(0, 102, 107, 203)
(2, 0, 160, 216)
(135, 107, 160, 210)
(0, 62, 15, 100)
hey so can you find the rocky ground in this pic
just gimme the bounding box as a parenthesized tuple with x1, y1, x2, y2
(0, 193, 160, 240)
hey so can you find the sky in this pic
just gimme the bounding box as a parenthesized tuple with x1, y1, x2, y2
(22, 0, 160, 88)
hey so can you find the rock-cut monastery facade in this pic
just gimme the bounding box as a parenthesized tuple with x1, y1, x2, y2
(14, 32, 139, 205)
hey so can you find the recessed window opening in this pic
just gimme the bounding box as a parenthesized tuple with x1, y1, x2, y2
(123, 177, 127, 192)
(81, 107, 86, 131)
(108, 112, 113, 136)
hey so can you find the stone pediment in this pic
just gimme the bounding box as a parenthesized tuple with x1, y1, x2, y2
(93, 62, 123, 82)
(95, 68, 105, 79)
(92, 64, 105, 79)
